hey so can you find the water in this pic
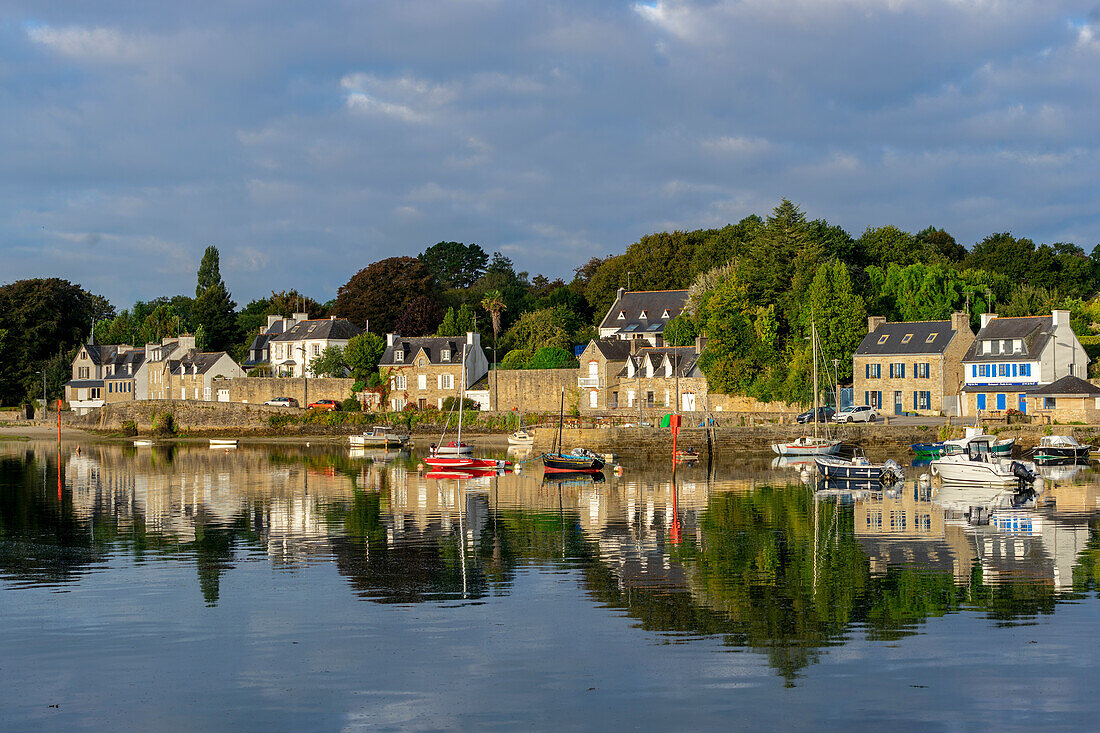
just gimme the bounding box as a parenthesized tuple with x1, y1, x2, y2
(2, 439, 1100, 730)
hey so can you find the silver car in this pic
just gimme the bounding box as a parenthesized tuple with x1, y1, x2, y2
(264, 397, 299, 407)
(832, 405, 877, 423)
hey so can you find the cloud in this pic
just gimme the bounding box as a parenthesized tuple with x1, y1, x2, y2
(26, 24, 148, 63)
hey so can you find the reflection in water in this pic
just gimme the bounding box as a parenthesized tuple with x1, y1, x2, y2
(1, 442, 1099, 685)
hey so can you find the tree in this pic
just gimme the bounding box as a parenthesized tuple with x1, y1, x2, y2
(437, 305, 477, 336)
(805, 261, 867, 384)
(344, 333, 386, 380)
(525, 346, 578, 369)
(394, 295, 443, 336)
(418, 241, 489, 289)
(966, 233, 1035, 283)
(196, 245, 222, 297)
(663, 315, 698, 347)
(334, 257, 436, 333)
(480, 289, 506, 347)
(917, 226, 966, 263)
(310, 346, 347, 377)
(500, 307, 573, 353)
(500, 348, 533, 369)
(193, 281, 239, 352)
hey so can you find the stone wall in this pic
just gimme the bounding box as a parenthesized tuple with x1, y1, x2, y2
(227, 376, 356, 406)
(490, 369, 580, 412)
(68, 400, 293, 432)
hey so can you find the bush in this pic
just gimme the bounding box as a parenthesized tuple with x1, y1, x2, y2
(121, 419, 138, 437)
(341, 397, 362, 412)
(442, 396, 480, 412)
(351, 380, 366, 393)
(152, 412, 176, 436)
(500, 349, 532, 369)
(526, 346, 578, 370)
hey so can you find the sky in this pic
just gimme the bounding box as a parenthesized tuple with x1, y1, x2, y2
(2, 0, 1100, 308)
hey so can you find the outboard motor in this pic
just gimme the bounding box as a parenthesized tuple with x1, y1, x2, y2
(1011, 460, 1036, 490)
(879, 459, 903, 487)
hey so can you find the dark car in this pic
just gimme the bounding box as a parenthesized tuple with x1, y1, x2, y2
(796, 406, 836, 424)
(307, 399, 340, 411)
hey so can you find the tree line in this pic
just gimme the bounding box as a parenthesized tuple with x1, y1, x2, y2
(4, 200, 1100, 406)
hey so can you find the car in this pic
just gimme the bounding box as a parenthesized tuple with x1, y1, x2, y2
(307, 399, 340, 411)
(832, 405, 877, 423)
(264, 397, 299, 407)
(796, 406, 835, 424)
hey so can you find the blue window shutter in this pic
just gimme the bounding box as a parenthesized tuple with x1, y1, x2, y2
(913, 392, 917, 410)
(1012, 364, 1017, 377)
(977, 394, 986, 410)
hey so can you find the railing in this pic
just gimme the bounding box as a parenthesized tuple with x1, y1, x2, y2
(577, 377, 600, 388)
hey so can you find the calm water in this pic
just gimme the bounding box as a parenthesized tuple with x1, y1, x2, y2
(2, 439, 1100, 730)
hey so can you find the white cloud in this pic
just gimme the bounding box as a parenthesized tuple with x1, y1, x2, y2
(26, 24, 149, 63)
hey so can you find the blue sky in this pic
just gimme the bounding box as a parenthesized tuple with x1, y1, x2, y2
(2, 0, 1099, 308)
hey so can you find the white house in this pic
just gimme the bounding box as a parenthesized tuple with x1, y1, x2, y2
(268, 316, 363, 377)
(597, 288, 689, 346)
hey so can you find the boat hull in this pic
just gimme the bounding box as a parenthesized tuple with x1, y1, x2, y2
(424, 456, 509, 470)
(1032, 446, 1089, 464)
(543, 453, 605, 473)
(772, 440, 842, 456)
(814, 457, 902, 482)
(931, 461, 1028, 486)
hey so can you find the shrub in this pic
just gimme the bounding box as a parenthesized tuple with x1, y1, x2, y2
(269, 413, 293, 429)
(500, 349, 532, 369)
(341, 397, 361, 412)
(120, 419, 138, 437)
(351, 380, 366, 393)
(526, 346, 578, 370)
(152, 412, 176, 436)
(442, 396, 479, 412)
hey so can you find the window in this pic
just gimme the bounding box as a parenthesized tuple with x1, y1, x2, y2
(925, 333, 937, 344)
(419, 358, 425, 367)
(865, 363, 881, 379)
(661, 309, 671, 319)
(394, 350, 404, 363)
(1070, 364, 1077, 376)
(889, 363, 905, 379)
(90, 388, 100, 399)
(1044, 397, 1057, 409)
(918, 391, 931, 410)
(441, 374, 454, 390)
(983, 341, 992, 354)
(417, 374, 427, 390)
(1013, 339, 1023, 353)
(617, 311, 625, 320)
(877, 334, 889, 345)
(998, 364, 1009, 377)
(901, 333, 913, 344)
(312, 344, 321, 356)
(639, 310, 648, 319)
(392, 375, 407, 390)
(914, 362, 930, 379)
(441, 349, 450, 362)
(1020, 363, 1031, 377)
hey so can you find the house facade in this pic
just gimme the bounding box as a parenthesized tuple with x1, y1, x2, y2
(268, 316, 363, 377)
(378, 332, 489, 411)
(618, 341, 708, 413)
(1026, 375, 1100, 423)
(66, 338, 148, 415)
(598, 288, 689, 346)
(852, 312, 973, 416)
(150, 351, 246, 402)
(577, 338, 633, 412)
(242, 313, 306, 372)
(961, 310, 1088, 417)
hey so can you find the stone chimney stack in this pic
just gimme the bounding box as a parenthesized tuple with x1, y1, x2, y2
(950, 311, 970, 333)
(292, 311, 309, 324)
(1052, 309, 1071, 330)
(695, 334, 707, 355)
(980, 312, 998, 329)
(867, 316, 886, 333)
(617, 287, 626, 300)
(386, 333, 396, 347)
(266, 315, 282, 330)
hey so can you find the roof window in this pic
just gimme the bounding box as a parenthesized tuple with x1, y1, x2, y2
(926, 333, 937, 344)
(394, 350, 404, 363)
(441, 349, 451, 362)
(877, 334, 889, 345)
(901, 334, 913, 344)
(662, 309, 671, 319)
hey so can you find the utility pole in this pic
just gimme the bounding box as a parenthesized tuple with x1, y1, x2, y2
(832, 358, 840, 412)
(300, 345, 308, 407)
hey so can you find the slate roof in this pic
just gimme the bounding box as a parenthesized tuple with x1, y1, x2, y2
(586, 338, 633, 361)
(854, 320, 957, 356)
(599, 290, 689, 336)
(617, 346, 702, 379)
(963, 316, 1051, 363)
(270, 318, 362, 342)
(380, 336, 479, 366)
(65, 379, 104, 388)
(1027, 375, 1100, 396)
(166, 351, 231, 376)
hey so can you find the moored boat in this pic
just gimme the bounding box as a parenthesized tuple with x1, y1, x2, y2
(209, 439, 238, 448)
(931, 438, 1036, 487)
(430, 441, 472, 457)
(543, 448, 605, 473)
(674, 448, 699, 462)
(771, 436, 842, 456)
(349, 426, 408, 448)
(1030, 435, 1090, 464)
(814, 454, 903, 484)
(507, 429, 534, 446)
(912, 428, 1013, 459)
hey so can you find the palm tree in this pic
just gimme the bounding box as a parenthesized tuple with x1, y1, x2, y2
(481, 290, 506, 411)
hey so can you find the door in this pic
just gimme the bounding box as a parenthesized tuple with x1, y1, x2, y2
(894, 391, 902, 415)
(589, 390, 598, 408)
(682, 392, 696, 411)
(1019, 394, 1027, 414)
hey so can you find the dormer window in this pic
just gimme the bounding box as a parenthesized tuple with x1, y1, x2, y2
(661, 309, 671, 319)
(394, 350, 404, 363)
(877, 334, 889, 345)
(1013, 339, 1023, 353)
(901, 334, 913, 344)
(418, 358, 425, 367)
(640, 310, 648, 320)
(441, 349, 450, 362)
(925, 333, 937, 344)
(617, 311, 626, 320)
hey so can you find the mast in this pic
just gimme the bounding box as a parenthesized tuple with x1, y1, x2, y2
(812, 316, 819, 440)
(457, 343, 467, 448)
(556, 389, 565, 454)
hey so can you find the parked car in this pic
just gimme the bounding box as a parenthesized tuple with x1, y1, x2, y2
(796, 406, 836, 424)
(832, 405, 877, 423)
(307, 399, 340, 411)
(264, 397, 299, 407)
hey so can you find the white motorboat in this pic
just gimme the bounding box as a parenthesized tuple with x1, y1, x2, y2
(349, 426, 408, 448)
(507, 429, 534, 446)
(942, 427, 1014, 457)
(771, 436, 842, 456)
(133, 439, 154, 447)
(209, 438, 238, 448)
(931, 438, 1036, 487)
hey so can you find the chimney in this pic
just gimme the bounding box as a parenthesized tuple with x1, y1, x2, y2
(177, 334, 196, 353)
(330, 315, 336, 320)
(292, 311, 309, 324)
(466, 331, 477, 347)
(695, 334, 707, 355)
(1052, 309, 1071, 329)
(950, 311, 970, 333)
(867, 316, 886, 333)
(386, 333, 396, 347)
(266, 315, 281, 330)
(617, 287, 625, 300)
(980, 312, 998, 329)
(631, 337, 644, 355)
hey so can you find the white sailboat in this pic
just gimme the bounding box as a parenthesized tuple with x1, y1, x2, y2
(772, 317, 841, 456)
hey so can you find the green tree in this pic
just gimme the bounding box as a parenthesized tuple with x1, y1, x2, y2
(525, 346, 578, 369)
(805, 261, 867, 384)
(500, 307, 573, 353)
(193, 281, 239, 352)
(436, 305, 477, 336)
(334, 257, 436, 333)
(418, 242, 489, 289)
(499, 348, 532, 369)
(394, 295, 443, 336)
(344, 333, 386, 380)
(663, 314, 698, 347)
(196, 245, 222, 297)
(310, 345, 347, 377)
(966, 233, 1035, 283)
(916, 226, 966, 262)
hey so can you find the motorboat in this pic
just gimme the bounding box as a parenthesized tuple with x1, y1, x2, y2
(133, 439, 154, 447)
(209, 439, 238, 448)
(814, 454, 903, 484)
(674, 448, 700, 462)
(1030, 435, 1090, 464)
(771, 436, 842, 456)
(931, 438, 1036, 487)
(912, 427, 1013, 459)
(349, 426, 408, 448)
(507, 429, 534, 447)
(933, 481, 1039, 514)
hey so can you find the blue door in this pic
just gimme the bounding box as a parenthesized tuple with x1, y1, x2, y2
(1019, 394, 1027, 414)
(996, 393, 1006, 411)
(977, 394, 987, 411)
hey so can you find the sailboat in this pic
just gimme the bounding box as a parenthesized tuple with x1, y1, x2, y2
(542, 389, 604, 473)
(425, 344, 510, 472)
(771, 316, 841, 456)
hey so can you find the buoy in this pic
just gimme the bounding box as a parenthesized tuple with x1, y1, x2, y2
(417, 463, 425, 472)
(614, 465, 624, 476)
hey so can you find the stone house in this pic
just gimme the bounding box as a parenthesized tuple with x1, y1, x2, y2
(961, 310, 1088, 417)
(378, 332, 489, 411)
(616, 340, 708, 413)
(66, 336, 151, 414)
(242, 313, 306, 372)
(1026, 375, 1100, 423)
(150, 351, 246, 402)
(598, 288, 689, 346)
(269, 316, 363, 378)
(852, 312, 973, 416)
(577, 338, 634, 412)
